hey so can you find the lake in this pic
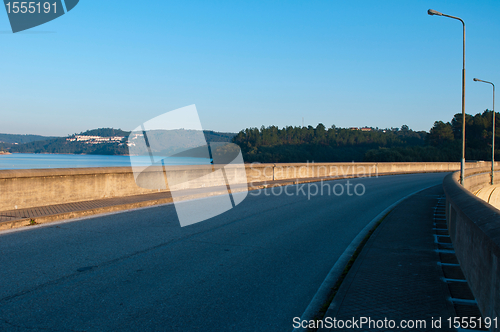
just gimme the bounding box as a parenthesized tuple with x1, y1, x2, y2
(0, 153, 210, 170)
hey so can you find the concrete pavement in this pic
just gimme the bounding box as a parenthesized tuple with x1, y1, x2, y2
(0, 174, 447, 331)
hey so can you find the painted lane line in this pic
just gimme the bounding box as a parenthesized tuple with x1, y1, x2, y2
(450, 298, 478, 305)
(438, 262, 460, 266)
(435, 249, 455, 254)
(442, 278, 467, 283)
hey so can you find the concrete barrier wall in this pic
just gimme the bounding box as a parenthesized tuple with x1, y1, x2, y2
(247, 161, 490, 182)
(0, 161, 492, 212)
(471, 170, 500, 210)
(443, 167, 500, 329)
(476, 184, 500, 210)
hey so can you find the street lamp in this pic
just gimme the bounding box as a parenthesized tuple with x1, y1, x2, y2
(473, 78, 496, 185)
(428, 9, 466, 185)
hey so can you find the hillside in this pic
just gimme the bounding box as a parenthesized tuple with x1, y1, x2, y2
(232, 111, 499, 163)
(0, 133, 58, 144)
(233, 124, 426, 163)
(4, 128, 236, 155)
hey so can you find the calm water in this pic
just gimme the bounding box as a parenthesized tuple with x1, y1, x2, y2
(0, 153, 210, 170)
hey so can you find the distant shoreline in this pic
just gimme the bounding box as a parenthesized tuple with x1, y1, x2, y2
(0, 151, 12, 155)
(0, 152, 129, 156)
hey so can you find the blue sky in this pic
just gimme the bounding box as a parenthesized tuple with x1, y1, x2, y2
(1, 0, 500, 136)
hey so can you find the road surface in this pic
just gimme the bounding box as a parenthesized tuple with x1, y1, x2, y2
(0, 173, 446, 331)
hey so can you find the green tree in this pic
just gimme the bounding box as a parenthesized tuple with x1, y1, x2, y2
(427, 121, 454, 146)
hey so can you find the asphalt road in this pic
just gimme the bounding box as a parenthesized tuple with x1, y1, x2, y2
(0, 173, 446, 332)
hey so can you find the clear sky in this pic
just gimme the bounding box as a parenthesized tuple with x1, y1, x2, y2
(1, 0, 500, 136)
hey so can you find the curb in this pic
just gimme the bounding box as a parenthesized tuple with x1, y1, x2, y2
(0, 197, 175, 231)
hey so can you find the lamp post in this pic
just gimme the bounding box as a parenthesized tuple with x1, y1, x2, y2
(428, 9, 466, 185)
(473, 78, 496, 185)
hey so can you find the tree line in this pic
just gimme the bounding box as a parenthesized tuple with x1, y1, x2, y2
(232, 110, 499, 163)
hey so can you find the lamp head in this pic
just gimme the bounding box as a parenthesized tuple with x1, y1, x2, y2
(428, 9, 443, 16)
(473, 78, 481, 82)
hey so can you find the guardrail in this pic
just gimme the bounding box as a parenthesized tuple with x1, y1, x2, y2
(443, 166, 500, 329)
(0, 161, 490, 212)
